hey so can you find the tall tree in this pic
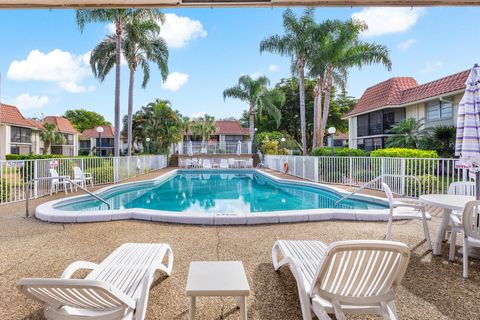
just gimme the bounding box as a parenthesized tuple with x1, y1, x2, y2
(260, 9, 316, 155)
(223, 75, 284, 144)
(191, 115, 216, 149)
(89, 11, 168, 156)
(76, 9, 162, 156)
(64, 109, 111, 133)
(40, 123, 66, 155)
(316, 19, 391, 141)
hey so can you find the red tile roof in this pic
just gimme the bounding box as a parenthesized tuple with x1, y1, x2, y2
(44, 116, 79, 135)
(214, 120, 249, 136)
(25, 118, 44, 130)
(347, 70, 470, 117)
(0, 103, 37, 128)
(81, 125, 115, 139)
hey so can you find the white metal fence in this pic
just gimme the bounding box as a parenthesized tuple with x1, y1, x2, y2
(0, 155, 168, 205)
(264, 155, 469, 196)
(180, 141, 251, 155)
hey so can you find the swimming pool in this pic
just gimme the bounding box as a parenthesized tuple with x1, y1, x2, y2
(36, 169, 391, 224)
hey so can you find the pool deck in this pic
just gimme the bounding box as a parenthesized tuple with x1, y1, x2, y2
(0, 168, 478, 320)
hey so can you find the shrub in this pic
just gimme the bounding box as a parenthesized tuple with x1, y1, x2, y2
(6, 154, 65, 160)
(370, 148, 438, 159)
(405, 174, 438, 197)
(311, 147, 368, 157)
(1, 179, 12, 202)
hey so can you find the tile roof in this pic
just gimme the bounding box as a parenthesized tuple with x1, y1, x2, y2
(347, 69, 470, 117)
(214, 120, 249, 136)
(81, 125, 115, 139)
(0, 103, 37, 128)
(44, 116, 80, 135)
(25, 118, 44, 130)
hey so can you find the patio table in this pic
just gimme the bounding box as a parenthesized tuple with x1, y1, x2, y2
(419, 194, 474, 255)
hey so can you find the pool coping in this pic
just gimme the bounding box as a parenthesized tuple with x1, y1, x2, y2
(35, 168, 426, 224)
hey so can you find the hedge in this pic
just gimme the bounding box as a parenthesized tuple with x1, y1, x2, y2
(370, 148, 438, 158)
(311, 147, 368, 157)
(5, 154, 65, 160)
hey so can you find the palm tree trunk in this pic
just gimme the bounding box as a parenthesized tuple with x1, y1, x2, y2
(312, 88, 318, 150)
(127, 67, 135, 156)
(317, 76, 324, 148)
(249, 104, 255, 151)
(321, 67, 333, 132)
(298, 60, 307, 155)
(114, 18, 122, 157)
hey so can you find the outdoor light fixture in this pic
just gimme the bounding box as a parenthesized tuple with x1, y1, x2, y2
(146, 137, 151, 154)
(328, 127, 336, 157)
(280, 137, 286, 155)
(96, 126, 104, 157)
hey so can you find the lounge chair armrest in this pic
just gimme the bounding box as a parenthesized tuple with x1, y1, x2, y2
(61, 261, 99, 279)
(450, 214, 462, 227)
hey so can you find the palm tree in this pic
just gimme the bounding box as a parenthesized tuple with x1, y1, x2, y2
(316, 19, 391, 143)
(182, 116, 191, 141)
(223, 75, 284, 144)
(260, 9, 316, 155)
(76, 9, 162, 156)
(90, 12, 168, 156)
(191, 115, 216, 150)
(386, 118, 429, 149)
(40, 123, 66, 155)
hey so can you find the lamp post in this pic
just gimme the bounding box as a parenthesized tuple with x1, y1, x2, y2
(96, 126, 104, 157)
(327, 127, 336, 157)
(280, 137, 286, 155)
(146, 137, 151, 154)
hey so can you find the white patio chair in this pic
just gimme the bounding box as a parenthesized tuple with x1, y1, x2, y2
(448, 181, 476, 261)
(185, 158, 192, 169)
(220, 159, 229, 169)
(203, 159, 212, 169)
(245, 158, 253, 168)
(382, 182, 432, 251)
(178, 158, 184, 168)
(228, 158, 236, 168)
(72, 166, 93, 189)
(272, 240, 410, 320)
(49, 169, 72, 195)
(191, 158, 198, 168)
(17, 243, 173, 320)
(450, 200, 480, 277)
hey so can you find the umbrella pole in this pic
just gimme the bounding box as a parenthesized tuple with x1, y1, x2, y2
(476, 171, 480, 200)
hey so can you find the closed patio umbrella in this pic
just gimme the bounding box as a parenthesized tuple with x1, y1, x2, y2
(455, 64, 480, 199)
(188, 140, 193, 156)
(236, 140, 242, 156)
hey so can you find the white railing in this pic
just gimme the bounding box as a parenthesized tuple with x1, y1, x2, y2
(180, 141, 251, 155)
(0, 155, 168, 205)
(264, 155, 469, 196)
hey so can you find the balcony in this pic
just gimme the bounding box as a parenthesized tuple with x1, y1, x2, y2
(180, 141, 251, 155)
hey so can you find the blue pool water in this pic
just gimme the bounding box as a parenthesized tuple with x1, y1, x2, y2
(55, 171, 387, 213)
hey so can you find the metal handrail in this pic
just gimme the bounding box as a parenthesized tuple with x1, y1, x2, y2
(334, 174, 422, 206)
(25, 176, 111, 217)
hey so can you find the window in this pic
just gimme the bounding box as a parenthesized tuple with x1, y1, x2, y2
(80, 140, 91, 149)
(10, 126, 31, 143)
(10, 146, 20, 154)
(427, 101, 453, 121)
(64, 134, 74, 145)
(357, 114, 369, 137)
(225, 135, 244, 142)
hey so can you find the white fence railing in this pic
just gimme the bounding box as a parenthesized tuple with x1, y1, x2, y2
(180, 141, 251, 155)
(264, 155, 469, 196)
(0, 155, 168, 205)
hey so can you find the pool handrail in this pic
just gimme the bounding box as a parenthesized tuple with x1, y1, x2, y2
(25, 176, 111, 217)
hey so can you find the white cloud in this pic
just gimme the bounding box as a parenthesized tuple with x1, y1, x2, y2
(191, 112, 206, 118)
(7, 49, 91, 93)
(160, 14, 207, 48)
(352, 7, 424, 37)
(162, 72, 189, 92)
(397, 39, 418, 52)
(268, 64, 279, 72)
(420, 60, 443, 74)
(13, 94, 49, 109)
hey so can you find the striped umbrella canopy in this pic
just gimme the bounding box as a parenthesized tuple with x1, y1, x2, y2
(455, 65, 480, 199)
(455, 65, 480, 158)
(236, 140, 242, 156)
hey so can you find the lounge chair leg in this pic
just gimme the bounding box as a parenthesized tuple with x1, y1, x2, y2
(331, 300, 346, 320)
(449, 230, 457, 261)
(236, 296, 247, 320)
(386, 208, 393, 240)
(421, 208, 432, 251)
(463, 236, 469, 278)
(386, 301, 398, 320)
(189, 296, 196, 320)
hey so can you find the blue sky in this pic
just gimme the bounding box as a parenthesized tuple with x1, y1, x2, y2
(0, 7, 479, 124)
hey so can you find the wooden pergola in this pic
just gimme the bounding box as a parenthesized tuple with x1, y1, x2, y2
(0, 0, 479, 9)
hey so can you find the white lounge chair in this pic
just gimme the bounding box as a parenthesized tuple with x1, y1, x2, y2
(382, 182, 432, 251)
(17, 243, 173, 320)
(185, 158, 192, 169)
(228, 158, 236, 168)
(49, 168, 72, 195)
(245, 158, 253, 168)
(450, 200, 480, 277)
(72, 166, 93, 189)
(203, 159, 212, 169)
(448, 181, 476, 261)
(219, 159, 229, 169)
(272, 240, 410, 320)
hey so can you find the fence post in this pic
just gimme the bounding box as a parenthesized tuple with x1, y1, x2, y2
(33, 160, 38, 199)
(381, 157, 385, 186)
(114, 157, 119, 183)
(292, 157, 296, 176)
(314, 157, 319, 182)
(349, 157, 353, 186)
(400, 158, 406, 196)
(302, 157, 306, 179)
